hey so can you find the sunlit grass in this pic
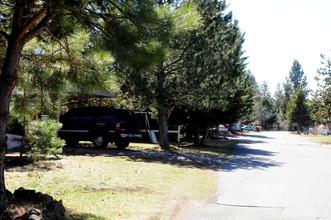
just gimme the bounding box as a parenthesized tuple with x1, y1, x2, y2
(5, 153, 217, 219)
(306, 134, 331, 144)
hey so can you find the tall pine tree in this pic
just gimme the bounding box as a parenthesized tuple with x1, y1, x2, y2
(282, 59, 309, 129)
(178, 0, 250, 144)
(286, 86, 311, 131)
(119, 0, 249, 147)
(0, 0, 162, 214)
(310, 54, 331, 124)
(283, 59, 308, 112)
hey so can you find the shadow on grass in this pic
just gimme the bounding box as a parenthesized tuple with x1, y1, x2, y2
(61, 137, 279, 172)
(5, 156, 33, 168)
(6, 134, 277, 172)
(173, 140, 234, 155)
(65, 212, 106, 220)
(61, 142, 233, 171)
(4, 155, 62, 172)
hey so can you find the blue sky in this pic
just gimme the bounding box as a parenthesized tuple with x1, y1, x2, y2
(226, 0, 331, 93)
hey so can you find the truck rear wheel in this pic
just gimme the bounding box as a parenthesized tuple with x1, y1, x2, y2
(115, 140, 129, 149)
(93, 134, 108, 148)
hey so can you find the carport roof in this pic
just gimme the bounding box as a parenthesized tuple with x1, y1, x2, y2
(12, 89, 116, 98)
(82, 90, 116, 98)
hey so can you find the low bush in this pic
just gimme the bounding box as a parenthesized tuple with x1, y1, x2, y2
(27, 120, 65, 160)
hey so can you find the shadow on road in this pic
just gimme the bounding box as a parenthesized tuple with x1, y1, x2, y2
(222, 141, 282, 172)
(240, 133, 274, 139)
(234, 145, 275, 156)
(236, 139, 267, 145)
(223, 154, 281, 172)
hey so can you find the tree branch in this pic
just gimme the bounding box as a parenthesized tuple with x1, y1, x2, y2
(17, 6, 47, 41)
(22, 9, 56, 45)
(44, 28, 77, 67)
(163, 36, 194, 76)
(0, 30, 9, 41)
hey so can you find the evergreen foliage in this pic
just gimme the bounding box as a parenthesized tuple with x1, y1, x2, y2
(275, 59, 311, 129)
(310, 54, 331, 124)
(11, 30, 118, 119)
(182, 0, 247, 112)
(273, 83, 287, 129)
(286, 86, 311, 129)
(26, 120, 65, 160)
(286, 60, 308, 93)
(0, 0, 166, 214)
(117, 0, 202, 148)
(283, 60, 308, 114)
(253, 81, 276, 129)
(119, 0, 251, 147)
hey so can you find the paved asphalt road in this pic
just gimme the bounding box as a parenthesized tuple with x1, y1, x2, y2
(186, 131, 331, 220)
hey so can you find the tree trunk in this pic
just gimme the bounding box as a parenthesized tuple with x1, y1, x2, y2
(0, 40, 23, 215)
(228, 123, 235, 134)
(200, 124, 210, 146)
(0, 1, 54, 215)
(0, 143, 6, 218)
(156, 64, 173, 150)
(193, 124, 200, 146)
(158, 104, 170, 150)
(185, 123, 194, 141)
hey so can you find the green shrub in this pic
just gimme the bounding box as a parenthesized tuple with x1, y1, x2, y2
(27, 120, 65, 160)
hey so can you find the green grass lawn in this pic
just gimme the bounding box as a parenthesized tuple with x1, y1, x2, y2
(305, 134, 331, 144)
(5, 139, 233, 219)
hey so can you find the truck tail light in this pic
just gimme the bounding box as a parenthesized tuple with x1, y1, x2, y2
(115, 123, 121, 131)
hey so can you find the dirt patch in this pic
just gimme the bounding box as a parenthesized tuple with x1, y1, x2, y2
(159, 170, 219, 220)
(85, 186, 153, 194)
(168, 197, 207, 220)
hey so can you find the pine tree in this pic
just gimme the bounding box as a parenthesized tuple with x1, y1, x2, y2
(287, 60, 308, 92)
(119, 0, 249, 147)
(253, 81, 276, 130)
(283, 59, 308, 112)
(0, 0, 162, 214)
(280, 59, 309, 129)
(178, 0, 250, 144)
(273, 83, 287, 129)
(286, 86, 311, 131)
(310, 54, 331, 124)
(118, 1, 202, 149)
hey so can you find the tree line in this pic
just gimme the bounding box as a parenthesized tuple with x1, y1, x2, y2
(252, 57, 331, 133)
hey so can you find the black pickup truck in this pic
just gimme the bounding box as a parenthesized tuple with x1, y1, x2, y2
(58, 106, 142, 149)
